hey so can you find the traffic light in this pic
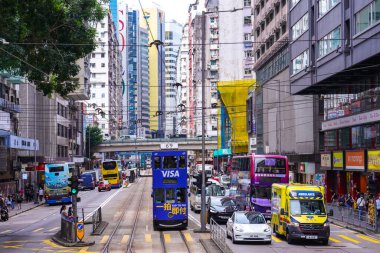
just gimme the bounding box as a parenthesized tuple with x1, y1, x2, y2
(68, 176, 79, 195)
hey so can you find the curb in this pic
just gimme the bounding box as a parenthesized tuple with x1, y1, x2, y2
(330, 220, 380, 239)
(9, 203, 44, 218)
(200, 239, 222, 253)
(52, 232, 95, 247)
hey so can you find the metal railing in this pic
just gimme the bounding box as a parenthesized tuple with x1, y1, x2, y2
(61, 217, 76, 243)
(210, 218, 228, 253)
(91, 207, 102, 233)
(326, 203, 379, 233)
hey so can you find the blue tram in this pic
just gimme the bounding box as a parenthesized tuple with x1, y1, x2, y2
(152, 150, 188, 230)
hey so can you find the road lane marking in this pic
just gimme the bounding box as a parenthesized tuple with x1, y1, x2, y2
(100, 235, 109, 244)
(145, 233, 152, 243)
(272, 235, 282, 243)
(48, 227, 60, 232)
(3, 245, 22, 249)
(121, 235, 130, 244)
(164, 233, 171, 243)
(329, 237, 342, 243)
(356, 234, 380, 244)
(338, 235, 360, 244)
(0, 230, 12, 234)
(184, 232, 193, 242)
(33, 228, 44, 232)
(42, 240, 65, 248)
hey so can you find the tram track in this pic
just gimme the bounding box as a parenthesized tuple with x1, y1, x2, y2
(101, 177, 146, 253)
(158, 230, 192, 253)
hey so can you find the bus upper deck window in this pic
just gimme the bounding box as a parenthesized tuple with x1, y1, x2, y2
(154, 157, 161, 169)
(155, 188, 164, 203)
(176, 188, 187, 203)
(179, 156, 186, 168)
(165, 188, 176, 203)
(163, 156, 177, 169)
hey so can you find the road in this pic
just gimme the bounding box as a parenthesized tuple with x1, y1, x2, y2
(1, 175, 379, 253)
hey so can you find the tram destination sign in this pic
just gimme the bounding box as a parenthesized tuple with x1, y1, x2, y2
(160, 142, 179, 150)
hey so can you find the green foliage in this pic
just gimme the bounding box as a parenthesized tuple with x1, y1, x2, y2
(0, 0, 108, 96)
(86, 125, 103, 157)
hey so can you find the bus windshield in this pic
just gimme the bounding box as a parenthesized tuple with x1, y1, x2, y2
(163, 156, 178, 169)
(49, 166, 64, 172)
(290, 200, 326, 216)
(251, 186, 271, 199)
(103, 161, 117, 170)
(255, 158, 286, 174)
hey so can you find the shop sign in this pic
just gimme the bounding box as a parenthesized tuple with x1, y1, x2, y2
(345, 150, 365, 171)
(368, 150, 380, 171)
(322, 108, 380, 131)
(333, 151, 344, 170)
(306, 163, 315, 174)
(321, 153, 331, 169)
(299, 163, 305, 173)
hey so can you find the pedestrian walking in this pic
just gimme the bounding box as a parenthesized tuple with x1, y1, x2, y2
(357, 193, 366, 221)
(345, 194, 353, 208)
(376, 195, 380, 219)
(16, 192, 23, 210)
(368, 198, 375, 225)
(38, 187, 44, 202)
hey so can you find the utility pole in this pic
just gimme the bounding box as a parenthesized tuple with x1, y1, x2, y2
(200, 11, 207, 232)
(34, 87, 39, 204)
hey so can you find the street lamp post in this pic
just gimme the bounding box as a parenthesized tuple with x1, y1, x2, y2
(33, 87, 39, 204)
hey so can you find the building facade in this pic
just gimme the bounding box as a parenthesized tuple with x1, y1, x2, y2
(289, 0, 380, 199)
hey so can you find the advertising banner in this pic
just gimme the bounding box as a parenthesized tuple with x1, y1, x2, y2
(321, 153, 331, 170)
(345, 150, 365, 171)
(368, 150, 380, 171)
(333, 151, 344, 170)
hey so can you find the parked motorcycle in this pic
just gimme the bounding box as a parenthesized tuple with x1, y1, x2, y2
(0, 206, 9, 221)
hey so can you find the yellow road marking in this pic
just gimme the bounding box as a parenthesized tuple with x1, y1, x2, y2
(3, 245, 22, 249)
(42, 239, 65, 248)
(164, 233, 171, 243)
(145, 233, 152, 243)
(356, 234, 380, 244)
(48, 227, 60, 232)
(121, 235, 130, 244)
(329, 237, 342, 243)
(183, 232, 193, 242)
(272, 235, 282, 243)
(339, 235, 361, 244)
(3, 240, 28, 243)
(0, 230, 12, 234)
(33, 228, 44, 232)
(331, 224, 343, 228)
(100, 235, 109, 244)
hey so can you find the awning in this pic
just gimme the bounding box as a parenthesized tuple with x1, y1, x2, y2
(213, 148, 231, 157)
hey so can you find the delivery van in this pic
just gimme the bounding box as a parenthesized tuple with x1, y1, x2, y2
(271, 183, 330, 245)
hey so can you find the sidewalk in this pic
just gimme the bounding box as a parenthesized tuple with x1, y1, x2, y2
(330, 218, 380, 240)
(8, 200, 44, 218)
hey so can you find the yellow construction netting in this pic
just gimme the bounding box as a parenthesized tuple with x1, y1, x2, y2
(217, 79, 256, 154)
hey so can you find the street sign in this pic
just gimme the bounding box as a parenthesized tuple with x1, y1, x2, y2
(160, 143, 178, 150)
(76, 222, 84, 241)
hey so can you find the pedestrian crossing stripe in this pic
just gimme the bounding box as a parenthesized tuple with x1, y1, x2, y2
(0, 230, 12, 234)
(33, 228, 44, 233)
(329, 237, 342, 243)
(121, 235, 130, 244)
(271, 235, 282, 243)
(356, 234, 380, 244)
(145, 233, 152, 243)
(183, 232, 193, 242)
(100, 235, 109, 244)
(164, 233, 171, 243)
(48, 227, 60, 232)
(338, 234, 361, 244)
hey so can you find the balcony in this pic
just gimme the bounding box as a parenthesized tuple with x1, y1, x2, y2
(210, 44, 219, 50)
(0, 97, 21, 113)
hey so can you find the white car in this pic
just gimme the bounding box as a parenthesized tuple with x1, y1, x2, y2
(226, 211, 272, 244)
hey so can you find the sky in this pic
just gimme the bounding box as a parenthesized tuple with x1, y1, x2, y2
(134, 0, 194, 25)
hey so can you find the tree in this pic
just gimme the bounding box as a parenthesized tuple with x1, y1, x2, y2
(0, 0, 107, 96)
(85, 125, 103, 158)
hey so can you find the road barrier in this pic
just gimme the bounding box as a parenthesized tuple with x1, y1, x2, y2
(326, 203, 379, 233)
(92, 207, 103, 233)
(60, 217, 76, 243)
(210, 218, 229, 253)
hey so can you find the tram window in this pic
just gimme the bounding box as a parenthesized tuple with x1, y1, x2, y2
(154, 188, 164, 203)
(154, 157, 161, 169)
(179, 156, 186, 168)
(165, 188, 176, 203)
(176, 188, 187, 203)
(163, 156, 177, 169)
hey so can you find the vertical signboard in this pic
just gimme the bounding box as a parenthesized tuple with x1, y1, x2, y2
(368, 150, 380, 172)
(332, 151, 344, 170)
(321, 153, 331, 170)
(118, 3, 128, 130)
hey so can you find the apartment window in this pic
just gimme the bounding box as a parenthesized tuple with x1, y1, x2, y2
(325, 130, 337, 149)
(291, 50, 309, 74)
(244, 68, 252, 75)
(91, 53, 95, 58)
(101, 124, 105, 129)
(90, 63, 95, 68)
(101, 53, 105, 58)
(245, 50, 253, 58)
(319, 0, 339, 17)
(91, 73, 96, 78)
(291, 0, 301, 8)
(355, 0, 380, 34)
(244, 33, 251, 41)
(101, 103, 105, 108)
(292, 13, 309, 40)
(244, 16, 252, 25)
(318, 26, 341, 58)
(101, 23, 105, 28)
(101, 83, 105, 88)
(92, 93, 95, 98)
(244, 0, 251, 7)
(101, 93, 105, 98)
(101, 63, 105, 67)
(165, 31, 173, 40)
(210, 17, 215, 23)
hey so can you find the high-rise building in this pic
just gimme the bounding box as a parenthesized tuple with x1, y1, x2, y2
(140, 7, 166, 138)
(164, 20, 183, 137)
(88, 10, 122, 140)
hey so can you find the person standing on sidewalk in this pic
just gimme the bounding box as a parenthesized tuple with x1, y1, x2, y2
(357, 193, 365, 221)
(376, 195, 380, 219)
(38, 187, 44, 203)
(16, 192, 23, 210)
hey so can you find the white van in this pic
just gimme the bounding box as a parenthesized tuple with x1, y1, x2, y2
(195, 164, 213, 178)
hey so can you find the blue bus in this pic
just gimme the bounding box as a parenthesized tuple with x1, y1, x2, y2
(45, 163, 71, 204)
(152, 151, 188, 230)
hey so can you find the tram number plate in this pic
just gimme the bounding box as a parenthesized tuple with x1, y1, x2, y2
(306, 235, 318, 239)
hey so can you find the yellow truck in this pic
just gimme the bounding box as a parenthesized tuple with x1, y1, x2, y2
(271, 183, 330, 245)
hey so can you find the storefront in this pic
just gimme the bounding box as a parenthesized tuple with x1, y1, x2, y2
(297, 162, 316, 184)
(345, 150, 366, 199)
(367, 150, 380, 195)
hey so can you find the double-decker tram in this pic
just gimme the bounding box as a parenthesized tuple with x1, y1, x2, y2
(45, 163, 71, 204)
(101, 160, 123, 188)
(231, 154, 289, 219)
(152, 151, 188, 230)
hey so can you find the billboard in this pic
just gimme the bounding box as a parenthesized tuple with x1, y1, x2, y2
(332, 151, 344, 170)
(345, 150, 365, 171)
